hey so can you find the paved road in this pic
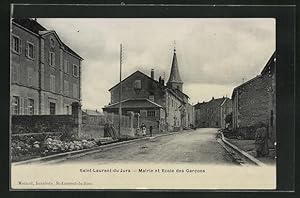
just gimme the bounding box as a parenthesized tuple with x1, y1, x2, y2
(60, 128, 235, 165)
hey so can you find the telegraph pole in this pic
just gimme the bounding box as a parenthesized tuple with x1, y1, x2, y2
(118, 44, 123, 137)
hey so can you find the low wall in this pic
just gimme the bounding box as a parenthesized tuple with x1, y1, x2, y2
(11, 115, 78, 137)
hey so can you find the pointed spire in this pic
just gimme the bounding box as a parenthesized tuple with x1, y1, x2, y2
(167, 48, 183, 84)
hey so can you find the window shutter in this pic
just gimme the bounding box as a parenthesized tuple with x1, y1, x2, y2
(34, 103, 38, 115)
(48, 51, 51, 64)
(25, 43, 28, 57)
(24, 98, 28, 115)
(33, 45, 36, 59)
(53, 53, 55, 66)
(19, 39, 22, 54)
(20, 97, 24, 115)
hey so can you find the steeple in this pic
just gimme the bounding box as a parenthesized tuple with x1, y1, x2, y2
(167, 46, 183, 92)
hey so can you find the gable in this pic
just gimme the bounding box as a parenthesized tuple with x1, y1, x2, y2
(109, 71, 164, 92)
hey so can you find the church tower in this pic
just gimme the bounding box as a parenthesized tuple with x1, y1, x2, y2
(167, 47, 183, 92)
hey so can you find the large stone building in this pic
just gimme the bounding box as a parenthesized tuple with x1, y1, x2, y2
(194, 97, 232, 128)
(232, 51, 276, 144)
(11, 18, 83, 115)
(103, 49, 194, 132)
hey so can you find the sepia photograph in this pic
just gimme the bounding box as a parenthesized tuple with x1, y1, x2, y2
(10, 12, 279, 190)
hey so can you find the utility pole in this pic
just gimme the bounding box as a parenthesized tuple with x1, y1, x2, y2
(118, 44, 123, 137)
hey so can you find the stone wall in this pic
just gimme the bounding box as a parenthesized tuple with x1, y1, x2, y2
(235, 74, 272, 128)
(11, 115, 77, 137)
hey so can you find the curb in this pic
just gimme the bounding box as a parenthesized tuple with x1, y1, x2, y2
(220, 132, 266, 166)
(12, 136, 149, 166)
(12, 131, 183, 165)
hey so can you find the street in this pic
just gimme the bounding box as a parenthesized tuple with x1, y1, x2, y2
(59, 128, 236, 165)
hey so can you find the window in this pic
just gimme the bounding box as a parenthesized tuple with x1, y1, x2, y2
(49, 51, 55, 66)
(50, 102, 56, 115)
(12, 35, 21, 54)
(27, 67, 33, 86)
(73, 64, 79, 77)
(50, 75, 55, 92)
(50, 37, 55, 48)
(216, 121, 218, 126)
(133, 80, 141, 89)
(26, 42, 34, 59)
(64, 60, 69, 73)
(64, 80, 69, 96)
(73, 83, 78, 98)
(28, 99, 34, 115)
(12, 96, 20, 115)
(147, 110, 155, 118)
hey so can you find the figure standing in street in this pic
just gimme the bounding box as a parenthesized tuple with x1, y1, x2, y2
(141, 123, 146, 136)
(254, 122, 269, 157)
(149, 125, 153, 137)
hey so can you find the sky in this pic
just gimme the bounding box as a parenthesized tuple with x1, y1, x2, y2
(37, 18, 275, 110)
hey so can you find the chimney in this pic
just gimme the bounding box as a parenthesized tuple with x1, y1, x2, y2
(151, 69, 154, 79)
(161, 79, 165, 86)
(212, 97, 214, 100)
(159, 76, 162, 84)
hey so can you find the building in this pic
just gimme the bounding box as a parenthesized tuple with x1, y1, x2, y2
(220, 97, 233, 129)
(232, 51, 276, 144)
(11, 18, 83, 115)
(194, 97, 232, 128)
(103, 48, 194, 131)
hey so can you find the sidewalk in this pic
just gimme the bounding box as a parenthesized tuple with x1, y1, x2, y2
(226, 138, 276, 165)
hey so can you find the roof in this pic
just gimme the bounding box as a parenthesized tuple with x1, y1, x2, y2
(82, 109, 103, 116)
(167, 50, 183, 83)
(108, 70, 164, 91)
(194, 97, 227, 109)
(12, 18, 83, 60)
(108, 70, 189, 102)
(103, 98, 163, 109)
(261, 51, 276, 75)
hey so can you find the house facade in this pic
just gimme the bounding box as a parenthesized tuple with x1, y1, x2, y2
(194, 97, 232, 128)
(232, 51, 276, 144)
(11, 18, 83, 115)
(103, 49, 194, 131)
(220, 97, 233, 129)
